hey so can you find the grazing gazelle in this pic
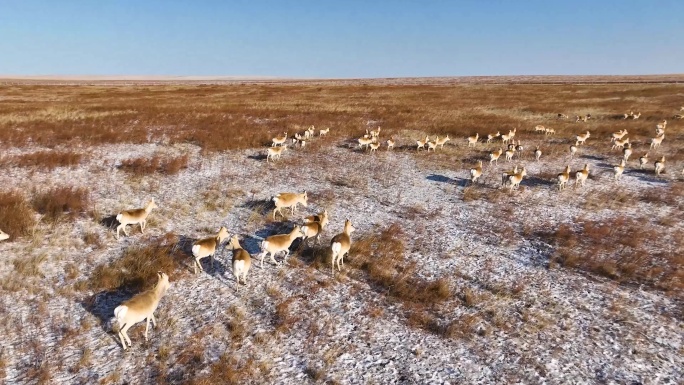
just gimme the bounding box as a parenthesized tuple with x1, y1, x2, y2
(267, 145, 287, 162)
(273, 192, 308, 219)
(614, 159, 626, 181)
(534, 125, 546, 133)
(116, 199, 158, 240)
(416, 136, 429, 151)
(386, 137, 396, 150)
(272, 132, 288, 147)
(112, 272, 170, 350)
(611, 129, 627, 142)
(638, 153, 649, 169)
(507, 167, 527, 192)
(229, 235, 252, 290)
(622, 143, 633, 162)
(490, 148, 503, 164)
(470, 161, 483, 184)
(654, 156, 665, 176)
(319, 127, 330, 137)
(574, 164, 590, 189)
(486, 132, 500, 143)
(650, 134, 665, 149)
(534, 147, 542, 162)
(576, 131, 590, 145)
(191, 227, 230, 274)
(369, 142, 381, 152)
(259, 226, 304, 267)
(358, 136, 374, 150)
(557, 165, 571, 191)
(501, 165, 519, 187)
(305, 210, 329, 229)
(436, 135, 450, 149)
(569, 142, 578, 159)
(330, 219, 355, 275)
(612, 137, 629, 150)
(467, 133, 479, 147)
(0, 229, 8, 241)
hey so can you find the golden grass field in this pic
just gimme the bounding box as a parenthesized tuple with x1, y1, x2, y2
(0, 78, 682, 384)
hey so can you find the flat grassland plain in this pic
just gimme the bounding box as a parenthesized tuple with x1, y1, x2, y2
(0, 77, 682, 384)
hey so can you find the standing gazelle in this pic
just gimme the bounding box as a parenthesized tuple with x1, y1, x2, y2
(416, 136, 429, 151)
(650, 134, 665, 149)
(112, 272, 170, 350)
(490, 148, 503, 164)
(470, 161, 483, 184)
(386, 137, 396, 150)
(330, 219, 355, 275)
(486, 132, 500, 143)
(436, 135, 451, 149)
(574, 164, 590, 189)
(622, 143, 633, 162)
(534, 147, 542, 162)
(191, 227, 230, 274)
(259, 226, 304, 267)
(639, 153, 649, 169)
(272, 133, 288, 147)
(267, 145, 287, 162)
(654, 156, 666, 176)
(273, 192, 308, 219)
(467, 133, 479, 147)
(507, 167, 527, 192)
(557, 165, 571, 191)
(614, 159, 626, 181)
(230, 235, 252, 290)
(569, 142, 578, 159)
(575, 131, 590, 145)
(116, 199, 158, 240)
(611, 129, 627, 142)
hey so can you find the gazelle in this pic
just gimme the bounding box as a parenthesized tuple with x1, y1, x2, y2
(505, 148, 516, 162)
(623, 111, 633, 119)
(501, 130, 514, 144)
(544, 127, 556, 135)
(534, 125, 546, 133)
(272, 133, 288, 147)
(656, 127, 665, 137)
(612, 137, 629, 150)
(631, 112, 641, 120)
(515, 140, 524, 157)
(436, 135, 450, 149)
(113, 272, 170, 350)
(116, 199, 158, 240)
(654, 156, 665, 176)
(501, 165, 519, 187)
(611, 129, 627, 142)
(490, 148, 503, 164)
(267, 145, 287, 162)
(639, 153, 649, 169)
(622, 143, 633, 162)
(486, 132, 500, 143)
(330, 219, 355, 275)
(301, 221, 323, 245)
(358, 136, 374, 150)
(569, 142, 578, 159)
(307, 125, 315, 138)
(273, 192, 308, 219)
(369, 142, 381, 152)
(305, 210, 329, 229)
(576, 115, 590, 123)
(576, 131, 590, 145)
(319, 127, 330, 137)
(470, 161, 483, 184)
(680, 106, 684, 111)
(370, 127, 381, 138)
(259, 226, 304, 267)
(557, 165, 571, 191)
(467, 133, 479, 147)
(674, 114, 684, 120)
(574, 164, 590, 189)
(557, 113, 568, 119)
(534, 147, 542, 161)
(386, 137, 395, 150)
(507, 167, 527, 192)
(656, 120, 667, 130)
(230, 235, 252, 290)
(191, 227, 230, 274)
(0, 229, 8, 241)
(416, 136, 429, 151)
(650, 134, 665, 149)
(614, 159, 626, 181)
(426, 141, 437, 152)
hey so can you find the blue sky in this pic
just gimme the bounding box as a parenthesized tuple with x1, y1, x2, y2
(1, 1, 682, 78)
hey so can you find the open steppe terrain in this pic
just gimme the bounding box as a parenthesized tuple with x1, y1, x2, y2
(0, 79, 682, 384)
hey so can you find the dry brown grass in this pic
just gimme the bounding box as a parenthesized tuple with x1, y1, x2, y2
(31, 186, 90, 223)
(0, 190, 37, 238)
(119, 153, 189, 176)
(0, 150, 83, 170)
(86, 233, 187, 292)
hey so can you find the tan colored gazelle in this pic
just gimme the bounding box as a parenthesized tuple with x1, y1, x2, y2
(330, 219, 355, 275)
(557, 165, 571, 191)
(486, 131, 500, 143)
(623, 111, 633, 119)
(622, 143, 633, 162)
(507, 167, 527, 191)
(534, 147, 542, 161)
(569, 142, 578, 159)
(112, 272, 170, 350)
(416, 136, 429, 151)
(574, 164, 590, 188)
(505, 147, 516, 162)
(0, 229, 9, 241)
(369, 142, 381, 152)
(370, 126, 381, 138)
(674, 114, 684, 120)
(259, 226, 304, 267)
(267, 145, 287, 162)
(272, 192, 308, 219)
(319, 127, 330, 137)
(501, 165, 519, 187)
(611, 129, 627, 142)
(426, 141, 437, 152)
(229, 235, 252, 290)
(650, 133, 665, 149)
(614, 159, 626, 181)
(272, 132, 288, 147)
(116, 199, 158, 240)
(558, 113, 568, 119)
(358, 136, 375, 150)
(470, 161, 483, 184)
(436, 135, 450, 149)
(631, 112, 641, 120)
(501, 129, 516, 143)
(534, 125, 546, 133)
(191, 227, 230, 274)
(654, 156, 665, 175)
(575, 131, 590, 145)
(386, 137, 396, 150)
(305, 210, 329, 229)
(467, 133, 479, 147)
(490, 148, 503, 164)
(638, 153, 649, 169)
(612, 137, 629, 150)
(544, 127, 556, 135)
(656, 119, 667, 130)
(301, 221, 323, 245)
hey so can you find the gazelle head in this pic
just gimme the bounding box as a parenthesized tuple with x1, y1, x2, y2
(301, 191, 308, 207)
(344, 219, 356, 234)
(217, 226, 230, 243)
(147, 199, 158, 210)
(155, 271, 171, 294)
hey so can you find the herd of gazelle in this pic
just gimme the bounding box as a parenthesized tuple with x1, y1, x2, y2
(266, 125, 331, 161)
